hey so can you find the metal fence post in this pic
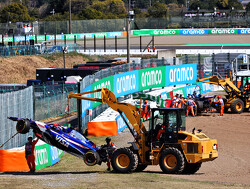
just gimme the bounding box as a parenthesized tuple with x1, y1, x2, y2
(185, 54, 188, 64)
(115, 36, 117, 52)
(53, 34, 56, 45)
(140, 36, 142, 52)
(94, 35, 96, 52)
(104, 35, 106, 52)
(84, 35, 86, 52)
(198, 53, 201, 79)
(173, 57, 176, 65)
(212, 53, 215, 76)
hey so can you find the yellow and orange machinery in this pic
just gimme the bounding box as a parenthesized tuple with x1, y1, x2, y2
(68, 88, 218, 174)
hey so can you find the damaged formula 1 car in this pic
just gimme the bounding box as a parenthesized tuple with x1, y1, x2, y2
(8, 117, 110, 166)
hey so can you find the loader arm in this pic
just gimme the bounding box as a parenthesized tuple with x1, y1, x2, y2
(68, 88, 150, 163)
(197, 76, 241, 95)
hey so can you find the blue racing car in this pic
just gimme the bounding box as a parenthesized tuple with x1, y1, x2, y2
(8, 117, 109, 166)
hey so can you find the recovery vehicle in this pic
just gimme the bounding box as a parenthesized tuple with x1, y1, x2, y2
(197, 74, 250, 113)
(68, 88, 218, 174)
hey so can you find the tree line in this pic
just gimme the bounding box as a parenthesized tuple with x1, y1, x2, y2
(0, 0, 249, 23)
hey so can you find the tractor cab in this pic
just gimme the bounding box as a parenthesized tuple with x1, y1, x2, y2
(236, 75, 250, 96)
(149, 108, 186, 145)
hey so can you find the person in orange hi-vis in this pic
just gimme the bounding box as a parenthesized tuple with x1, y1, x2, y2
(105, 137, 116, 171)
(214, 96, 224, 116)
(25, 136, 39, 173)
(186, 97, 196, 117)
(141, 100, 148, 121)
(170, 97, 176, 108)
(177, 95, 186, 108)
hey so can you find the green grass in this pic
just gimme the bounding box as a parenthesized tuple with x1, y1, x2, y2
(0, 150, 247, 189)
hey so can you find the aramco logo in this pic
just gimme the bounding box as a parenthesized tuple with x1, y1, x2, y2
(169, 67, 194, 83)
(141, 70, 162, 87)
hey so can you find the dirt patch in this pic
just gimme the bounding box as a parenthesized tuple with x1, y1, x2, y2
(0, 54, 87, 84)
(143, 112, 250, 185)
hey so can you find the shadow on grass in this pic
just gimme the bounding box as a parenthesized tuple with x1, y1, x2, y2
(143, 170, 205, 175)
(1, 171, 101, 176)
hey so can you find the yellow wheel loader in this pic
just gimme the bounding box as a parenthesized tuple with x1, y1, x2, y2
(68, 88, 218, 174)
(197, 74, 250, 113)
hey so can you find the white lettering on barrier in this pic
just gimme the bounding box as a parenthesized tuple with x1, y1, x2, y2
(141, 70, 162, 87)
(35, 148, 49, 166)
(211, 29, 235, 34)
(93, 80, 111, 99)
(238, 29, 250, 34)
(201, 83, 211, 92)
(50, 146, 59, 161)
(153, 30, 176, 35)
(183, 29, 205, 35)
(169, 67, 193, 83)
(116, 74, 136, 94)
(117, 116, 126, 132)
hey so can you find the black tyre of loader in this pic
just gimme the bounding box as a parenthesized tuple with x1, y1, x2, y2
(159, 147, 185, 174)
(16, 119, 30, 134)
(230, 99, 244, 114)
(182, 162, 202, 174)
(111, 148, 138, 173)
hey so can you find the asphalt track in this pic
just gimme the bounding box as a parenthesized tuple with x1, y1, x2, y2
(74, 35, 250, 50)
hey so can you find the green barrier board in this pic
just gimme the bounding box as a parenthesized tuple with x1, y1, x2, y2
(133, 29, 179, 36)
(92, 76, 113, 108)
(173, 87, 185, 97)
(139, 66, 165, 91)
(35, 144, 51, 170)
(208, 28, 237, 35)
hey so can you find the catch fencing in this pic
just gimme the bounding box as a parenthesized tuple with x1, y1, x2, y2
(0, 87, 33, 150)
(3, 16, 250, 35)
(34, 84, 78, 121)
(0, 44, 77, 57)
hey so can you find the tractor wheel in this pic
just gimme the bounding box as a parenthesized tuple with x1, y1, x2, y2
(16, 119, 30, 134)
(83, 150, 100, 166)
(134, 163, 148, 172)
(159, 147, 185, 174)
(230, 99, 244, 114)
(111, 148, 138, 173)
(182, 162, 202, 174)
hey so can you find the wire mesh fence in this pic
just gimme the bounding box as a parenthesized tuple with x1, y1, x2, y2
(0, 87, 34, 150)
(3, 16, 250, 35)
(0, 44, 77, 57)
(34, 84, 78, 121)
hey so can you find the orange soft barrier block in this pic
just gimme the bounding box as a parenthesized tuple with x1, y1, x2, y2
(0, 149, 29, 172)
(88, 121, 117, 136)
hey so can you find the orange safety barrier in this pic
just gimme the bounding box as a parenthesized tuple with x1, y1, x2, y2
(88, 121, 117, 136)
(0, 149, 29, 172)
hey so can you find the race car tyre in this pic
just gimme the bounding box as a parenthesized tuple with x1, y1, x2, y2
(16, 119, 30, 134)
(84, 150, 100, 166)
(111, 148, 138, 173)
(182, 162, 202, 174)
(159, 147, 185, 174)
(195, 101, 203, 113)
(230, 99, 244, 114)
(134, 163, 148, 172)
